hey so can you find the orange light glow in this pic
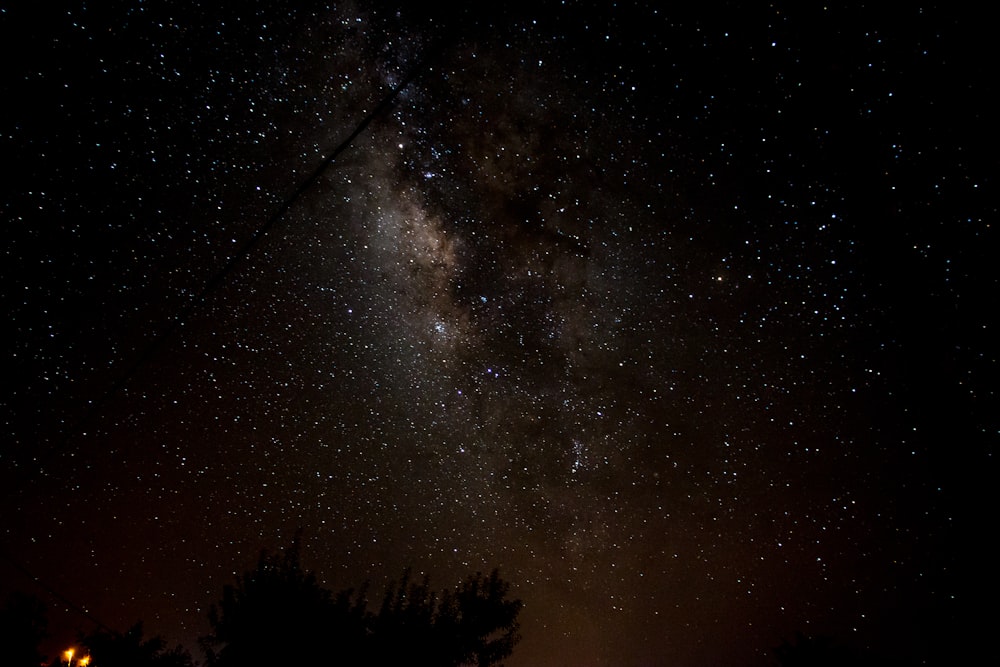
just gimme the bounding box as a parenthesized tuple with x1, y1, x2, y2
(63, 648, 75, 664)
(78, 656, 91, 667)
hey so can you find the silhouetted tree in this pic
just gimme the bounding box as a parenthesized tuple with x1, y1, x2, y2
(202, 540, 522, 666)
(369, 569, 438, 664)
(451, 570, 522, 667)
(363, 568, 521, 666)
(79, 622, 195, 667)
(1, 591, 48, 666)
(201, 540, 337, 666)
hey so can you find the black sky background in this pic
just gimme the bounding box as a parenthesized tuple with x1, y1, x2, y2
(2, 2, 995, 665)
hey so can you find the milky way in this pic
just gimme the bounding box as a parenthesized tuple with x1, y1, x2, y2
(2, 3, 993, 666)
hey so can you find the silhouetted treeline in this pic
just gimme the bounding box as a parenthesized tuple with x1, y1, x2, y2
(1, 588, 194, 667)
(70, 623, 195, 667)
(200, 541, 522, 667)
(3, 539, 519, 667)
(3, 583, 928, 667)
(1, 590, 48, 667)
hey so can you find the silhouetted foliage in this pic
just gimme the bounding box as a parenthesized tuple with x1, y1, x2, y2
(202, 540, 522, 666)
(202, 541, 337, 666)
(77, 622, 195, 667)
(1, 591, 48, 666)
(368, 568, 521, 667)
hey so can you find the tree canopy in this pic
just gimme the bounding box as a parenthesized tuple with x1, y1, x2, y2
(77, 623, 195, 667)
(1, 591, 48, 667)
(201, 541, 522, 667)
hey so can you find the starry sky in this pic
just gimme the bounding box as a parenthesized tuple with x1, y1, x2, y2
(2, 2, 995, 665)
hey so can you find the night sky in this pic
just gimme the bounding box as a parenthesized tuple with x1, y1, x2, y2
(2, 2, 995, 666)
